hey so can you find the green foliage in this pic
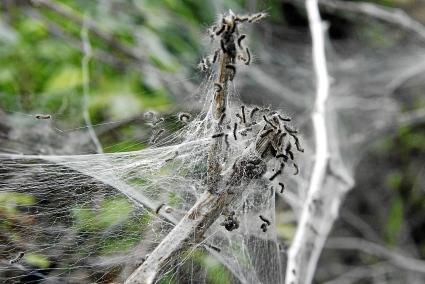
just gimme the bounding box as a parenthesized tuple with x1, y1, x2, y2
(104, 139, 147, 152)
(386, 171, 402, 190)
(351, 0, 395, 7)
(45, 66, 83, 93)
(206, 260, 231, 284)
(386, 197, 404, 246)
(380, 121, 425, 249)
(100, 234, 142, 255)
(0, 192, 35, 215)
(72, 197, 133, 231)
(25, 252, 50, 269)
(0, 0, 202, 124)
(398, 126, 425, 150)
(157, 273, 178, 284)
(167, 192, 183, 208)
(99, 211, 150, 255)
(189, 250, 231, 284)
(71, 196, 151, 257)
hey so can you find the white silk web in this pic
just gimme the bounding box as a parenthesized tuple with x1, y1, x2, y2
(2, 2, 425, 284)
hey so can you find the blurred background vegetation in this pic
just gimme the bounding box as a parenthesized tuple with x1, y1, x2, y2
(1, 0, 424, 151)
(2, 0, 423, 152)
(1, 0, 425, 283)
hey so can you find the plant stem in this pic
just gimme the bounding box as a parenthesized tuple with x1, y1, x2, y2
(207, 53, 231, 193)
(124, 53, 237, 284)
(81, 15, 103, 154)
(285, 0, 331, 283)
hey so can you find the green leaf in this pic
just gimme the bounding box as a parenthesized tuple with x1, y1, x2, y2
(44, 66, 82, 93)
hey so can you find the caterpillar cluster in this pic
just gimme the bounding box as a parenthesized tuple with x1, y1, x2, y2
(212, 105, 303, 184)
(211, 105, 303, 233)
(198, 11, 267, 72)
(220, 210, 239, 231)
(202, 11, 302, 235)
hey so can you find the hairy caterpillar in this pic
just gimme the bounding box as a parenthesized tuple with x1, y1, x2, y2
(237, 34, 246, 48)
(259, 215, 271, 226)
(233, 123, 238, 140)
(35, 114, 51, 120)
(9, 252, 25, 264)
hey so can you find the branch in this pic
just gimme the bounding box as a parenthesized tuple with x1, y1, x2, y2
(32, 0, 147, 63)
(25, 9, 125, 68)
(324, 262, 395, 284)
(351, 107, 425, 146)
(125, 13, 251, 283)
(32, 0, 196, 102)
(285, 0, 333, 283)
(317, 0, 425, 42)
(340, 210, 383, 243)
(81, 15, 103, 154)
(326, 237, 425, 274)
(124, 148, 264, 283)
(248, 68, 308, 108)
(386, 59, 425, 94)
(398, 107, 425, 128)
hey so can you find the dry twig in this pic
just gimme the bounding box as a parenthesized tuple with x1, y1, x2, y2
(125, 12, 268, 284)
